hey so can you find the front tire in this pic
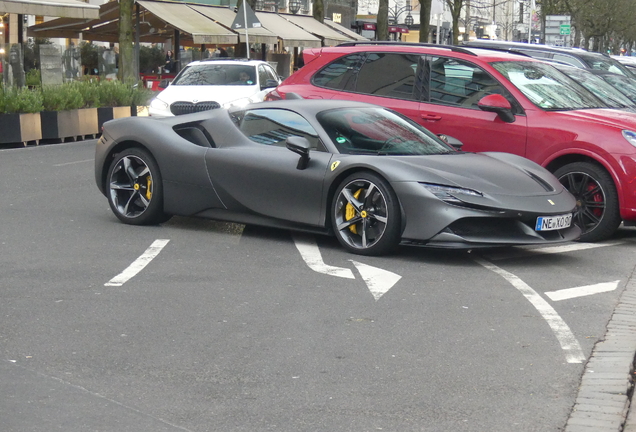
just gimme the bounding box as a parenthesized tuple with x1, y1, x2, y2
(331, 172, 401, 256)
(107, 148, 170, 225)
(554, 162, 620, 242)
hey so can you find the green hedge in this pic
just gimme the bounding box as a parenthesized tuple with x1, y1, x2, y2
(0, 80, 154, 114)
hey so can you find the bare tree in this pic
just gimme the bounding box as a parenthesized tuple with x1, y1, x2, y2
(118, 0, 135, 83)
(377, 0, 389, 40)
(313, 0, 324, 23)
(419, 0, 432, 42)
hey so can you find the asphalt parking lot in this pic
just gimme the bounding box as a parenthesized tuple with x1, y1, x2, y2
(2, 140, 636, 431)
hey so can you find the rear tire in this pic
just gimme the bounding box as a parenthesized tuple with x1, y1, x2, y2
(107, 148, 171, 225)
(554, 162, 620, 242)
(331, 172, 401, 256)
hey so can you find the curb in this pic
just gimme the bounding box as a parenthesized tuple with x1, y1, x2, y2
(565, 263, 636, 432)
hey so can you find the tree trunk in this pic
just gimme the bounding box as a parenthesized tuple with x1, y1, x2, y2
(377, 0, 389, 41)
(313, 0, 324, 23)
(118, 0, 136, 83)
(419, 0, 432, 43)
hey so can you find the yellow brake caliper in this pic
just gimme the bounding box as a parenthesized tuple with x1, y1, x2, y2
(145, 177, 153, 200)
(345, 188, 363, 234)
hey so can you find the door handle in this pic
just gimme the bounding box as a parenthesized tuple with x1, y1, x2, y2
(421, 113, 442, 121)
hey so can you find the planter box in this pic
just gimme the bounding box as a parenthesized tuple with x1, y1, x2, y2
(78, 108, 98, 137)
(0, 113, 42, 144)
(40, 110, 80, 141)
(98, 106, 133, 130)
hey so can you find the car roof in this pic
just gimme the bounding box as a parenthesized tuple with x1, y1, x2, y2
(463, 40, 592, 55)
(186, 58, 269, 67)
(234, 99, 383, 117)
(315, 42, 537, 63)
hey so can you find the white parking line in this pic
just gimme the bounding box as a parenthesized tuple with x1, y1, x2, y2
(292, 234, 354, 279)
(105, 239, 170, 286)
(485, 241, 623, 261)
(474, 257, 586, 364)
(53, 159, 93, 167)
(545, 280, 620, 302)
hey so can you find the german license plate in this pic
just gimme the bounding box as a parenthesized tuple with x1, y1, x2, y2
(535, 213, 572, 231)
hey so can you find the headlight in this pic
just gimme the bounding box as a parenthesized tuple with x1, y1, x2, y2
(149, 98, 169, 111)
(421, 183, 483, 203)
(622, 130, 636, 147)
(222, 97, 253, 109)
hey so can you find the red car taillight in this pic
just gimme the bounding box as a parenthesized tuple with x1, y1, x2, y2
(265, 89, 283, 101)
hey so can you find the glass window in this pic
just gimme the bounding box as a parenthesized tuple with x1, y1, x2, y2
(551, 53, 586, 68)
(492, 61, 603, 110)
(429, 57, 510, 109)
(312, 53, 365, 91)
(580, 54, 633, 77)
(239, 108, 321, 149)
(555, 66, 631, 108)
(355, 53, 421, 101)
(172, 64, 256, 86)
(602, 74, 636, 103)
(317, 107, 455, 155)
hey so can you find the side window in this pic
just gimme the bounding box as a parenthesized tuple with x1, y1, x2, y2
(355, 53, 422, 101)
(238, 108, 322, 150)
(428, 57, 510, 109)
(552, 53, 585, 68)
(258, 65, 269, 86)
(264, 65, 279, 82)
(312, 53, 365, 91)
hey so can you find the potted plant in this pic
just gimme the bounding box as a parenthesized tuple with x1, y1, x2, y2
(40, 83, 83, 141)
(0, 86, 43, 145)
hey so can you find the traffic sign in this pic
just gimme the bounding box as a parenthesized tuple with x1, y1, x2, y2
(560, 24, 571, 35)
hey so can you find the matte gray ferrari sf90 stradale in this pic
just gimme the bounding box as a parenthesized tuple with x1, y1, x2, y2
(95, 100, 580, 255)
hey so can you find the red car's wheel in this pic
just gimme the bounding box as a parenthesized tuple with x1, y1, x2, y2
(554, 162, 621, 242)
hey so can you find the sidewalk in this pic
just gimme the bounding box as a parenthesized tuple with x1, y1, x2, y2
(564, 263, 636, 431)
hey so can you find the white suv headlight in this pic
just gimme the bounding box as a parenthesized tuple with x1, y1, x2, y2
(150, 98, 169, 112)
(222, 97, 253, 109)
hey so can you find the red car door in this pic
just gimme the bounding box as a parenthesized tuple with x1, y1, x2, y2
(419, 55, 528, 156)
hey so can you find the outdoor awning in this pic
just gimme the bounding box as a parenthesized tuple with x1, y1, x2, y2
(190, 5, 278, 45)
(27, 0, 119, 39)
(282, 14, 352, 46)
(255, 11, 321, 48)
(324, 19, 368, 42)
(137, 0, 237, 45)
(0, 0, 99, 19)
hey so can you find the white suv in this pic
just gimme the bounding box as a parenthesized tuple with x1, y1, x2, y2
(148, 58, 281, 117)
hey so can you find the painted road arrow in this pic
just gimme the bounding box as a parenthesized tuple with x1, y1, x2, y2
(350, 260, 402, 300)
(545, 280, 620, 302)
(292, 234, 402, 300)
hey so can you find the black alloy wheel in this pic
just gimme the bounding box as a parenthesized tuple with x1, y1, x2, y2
(107, 148, 170, 225)
(332, 172, 401, 256)
(554, 162, 621, 242)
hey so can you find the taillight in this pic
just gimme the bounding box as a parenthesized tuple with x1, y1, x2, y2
(265, 89, 283, 101)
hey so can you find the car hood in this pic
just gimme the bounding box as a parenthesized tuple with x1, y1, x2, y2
(555, 108, 636, 130)
(156, 85, 260, 104)
(373, 152, 562, 196)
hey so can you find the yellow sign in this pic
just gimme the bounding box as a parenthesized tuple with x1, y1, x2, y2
(332, 13, 341, 23)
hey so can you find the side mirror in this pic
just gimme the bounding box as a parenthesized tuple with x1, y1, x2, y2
(286, 136, 311, 170)
(262, 79, 280, 90)
(437, 134, 463, 150)
(478, 94, 515, 123)
(158, 79, 170, 89)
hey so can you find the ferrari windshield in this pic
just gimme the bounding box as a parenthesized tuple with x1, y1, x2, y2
(171, 64, 257, 86)
(492, 61, 604, 110)
(317, 107, 455, 155)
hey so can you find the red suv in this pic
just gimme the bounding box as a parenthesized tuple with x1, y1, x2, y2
(267, 42, 636, 242)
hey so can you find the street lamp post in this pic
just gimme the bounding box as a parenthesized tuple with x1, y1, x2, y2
(289, 0, 301, 14)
